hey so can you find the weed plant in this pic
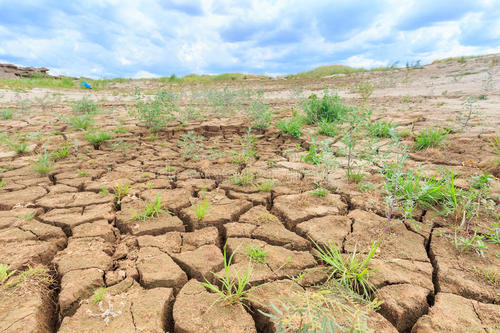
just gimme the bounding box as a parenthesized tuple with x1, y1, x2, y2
(277, 118, 303, 138)
(246, 246, 268, 263)
(178, 131, 205, 160)
(85, 131, 112, 149)
(247, 97, 272, 130)
(134, 89, 177, 131)
(310, 187, 329, 197)
(3, 135, 28, 154)
(132, 195, 166, 220)
(113, 182, 131, 209)
(51, 141, 70, 160)
(317, 120, 338, 137)
(33, 149, 53, 175)
(0, 108, 14, 120)
(414, 127, 448, 150)
(302, 142, 322, 165)
(195, 199, 210, 221)
(256, 180, 274, 192)
(313, 239, 380, 299)
(93, 287, 107, 303)
(73, 96, 99, 114)
(303, 90, 353, 124)
(199, 245, 259, 306)
(262, 279, 382, 332)
(367, 121, 397, 138)
(231, 172, 254, 186)
(67, 113, 94, 130)
(0, 264, 15, 284)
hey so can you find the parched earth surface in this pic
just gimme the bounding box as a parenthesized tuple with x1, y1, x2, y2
(1, 54, 499, 332)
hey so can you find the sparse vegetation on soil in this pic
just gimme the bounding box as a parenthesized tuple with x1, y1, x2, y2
(0, 53, 499, 333)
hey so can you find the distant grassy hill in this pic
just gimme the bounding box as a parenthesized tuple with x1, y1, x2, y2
(286, 64, 396, 79)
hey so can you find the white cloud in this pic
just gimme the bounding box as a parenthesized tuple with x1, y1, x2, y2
(344, 55, 388, 69)
(0, 1, 498, 77)
(133, 70, 159, 79)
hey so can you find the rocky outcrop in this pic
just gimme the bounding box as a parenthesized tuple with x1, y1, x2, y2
(0, 63, 50, 79)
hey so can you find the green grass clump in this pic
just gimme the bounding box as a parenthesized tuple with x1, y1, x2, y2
(73, 96, 99, 114)
(5, 265, 51, 289)
(317, 120, 338, 137)
(313, 239, 379, 298)
(67, 113, 94, 130)
(414, 127, 448, 150)
(199, 245, 259, 306)
(231, 172, 254, 186)
(471, 173, 491, 190)
(3, 135, 28, 154)
(256, 180, 275, 192)
(0, 264, 16, 285)
(33, 150, 53, 175)
(135, 89, 176, 131)
(303, 92, 353, 124)
(347, 169, 365, 184)
(92, 287, 107, 303)
(113, 181, 131, 209)
(0, 108, 14, 120)
(262, 279, 382, 332)
(302, 143, 322, 165)
(384, 168, 447, 219)
(247, 99, 272, 130)
(51, 141, 70, 160)
(132, 195, 167, 220)
(367, 120, 397, 138)
(195, 199, 210, 221)
(277, 118, 303, 138)
(85, 131, 112, 149)
(310, 187, 329, 197)
(246, 246, 268, 263)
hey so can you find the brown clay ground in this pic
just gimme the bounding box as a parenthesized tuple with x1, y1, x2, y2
(0, 54, 499, 332)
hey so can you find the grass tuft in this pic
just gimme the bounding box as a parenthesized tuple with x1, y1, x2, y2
(132, 195, 167, 220)
(312, 239, 379, 299)
(414, 127, 448, 150)
(199, 245, 259, 306)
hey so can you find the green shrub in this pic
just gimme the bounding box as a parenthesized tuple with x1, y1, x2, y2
(135, 89, 176, 131)
(303, 91, 353, 124)
(277, 118, 303, 138)
(247, 100, 272, 129)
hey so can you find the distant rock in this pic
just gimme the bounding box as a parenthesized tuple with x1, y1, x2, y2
(0, 63, 50, 79)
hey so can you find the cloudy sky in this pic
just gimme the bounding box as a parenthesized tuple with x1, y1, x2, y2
(0, 0, 499, 78)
